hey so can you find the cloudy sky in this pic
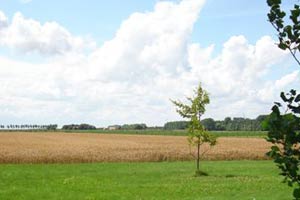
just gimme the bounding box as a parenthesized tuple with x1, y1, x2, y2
(0, 0, 298, 127)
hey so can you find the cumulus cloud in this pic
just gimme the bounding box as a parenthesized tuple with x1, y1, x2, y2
(183, 34, 293, 118)
(88, 0, 205, 82)
(0, 11, 95, 55)
(187, 35, 288, 99)
(0, 0, 298, 126)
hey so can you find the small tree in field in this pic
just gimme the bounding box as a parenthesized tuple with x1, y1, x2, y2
(171, 83, 216, 176)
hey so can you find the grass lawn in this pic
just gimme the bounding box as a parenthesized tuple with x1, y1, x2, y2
(0, 160, 292, 200)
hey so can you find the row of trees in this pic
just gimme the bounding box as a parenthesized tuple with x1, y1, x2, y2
(163, 121, 189, 130)
(0, 117, 271, 131)
(121, 124, 147, 130)
(62, 124, 96, 130)
(0, 124, 57, 130)
(164, 115, 269, 131)
(202, 116, 268, 131)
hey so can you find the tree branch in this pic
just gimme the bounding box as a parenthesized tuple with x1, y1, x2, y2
(288, 47, 300, 66)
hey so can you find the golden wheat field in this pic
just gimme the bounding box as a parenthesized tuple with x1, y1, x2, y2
(0, 132, 271, 163)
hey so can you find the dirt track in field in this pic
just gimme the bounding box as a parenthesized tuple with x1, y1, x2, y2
(0, 132, 271, 163)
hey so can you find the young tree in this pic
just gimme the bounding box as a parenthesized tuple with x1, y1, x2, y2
(266, 0, 300, 199)
(171, 83, 216, 176)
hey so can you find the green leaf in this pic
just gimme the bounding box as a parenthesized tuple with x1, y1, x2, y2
(276, 19, 284, 29)
(271, 105, 280, 114)
(280, 92, 289, 102)
(267, 0, 275, 6)
(273, 0, 281, 5)
(278, 43, 288, 50)
(294, 94, 300, 102)
(293, 188, 300, 198)
(288, 105, 300, 114)
(278, 11, 286, 18)
(290, 89, 296, 95)
(262, 120, 269, 130)
(268, 13, 276, 22)
(271, 146, 280, 152)
(274, 102, 282, 107)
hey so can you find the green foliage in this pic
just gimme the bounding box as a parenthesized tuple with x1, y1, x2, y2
(224, 117, 231, 124)
(267, 1, 300, 198)
(171, 83, 216, 174)
(267, 0, 300, 65)
(164, 121, 189, 130)
(121, 123, 147, 130)
(62, 124, 96, 130)
(46, 124, 58, 130)
(188, 116, 216, 147)
(214, 117, 265, 131)
(257, 115, 270, 131)
(164, 115, 268, 131)
(171, 83, 210, 119)
(266, 90, 300, 199)
(201, 118, 216, 130)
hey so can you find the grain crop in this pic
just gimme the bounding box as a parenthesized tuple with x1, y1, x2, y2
(0, 132, 271, 163)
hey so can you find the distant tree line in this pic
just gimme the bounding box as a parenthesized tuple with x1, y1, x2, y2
(164, 121, 189, 130)
(0, 124, 57, 130)
(202, 115, 268, 131)
(121, 123, 147, 130)
(62, 124, 96, 130)
(61, 123, 147, 130)
(164, 115, 270, 131)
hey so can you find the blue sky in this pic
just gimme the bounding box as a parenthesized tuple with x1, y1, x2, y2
(0, 0, 280, 47)
(0, 0, 298, 126)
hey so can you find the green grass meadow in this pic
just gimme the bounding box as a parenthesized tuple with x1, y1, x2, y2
(0, 161, 292, 200)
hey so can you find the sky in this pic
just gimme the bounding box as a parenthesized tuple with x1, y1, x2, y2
(0, 0, 299, 127)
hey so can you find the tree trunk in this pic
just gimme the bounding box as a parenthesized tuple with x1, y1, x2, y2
(198, 112, 201, 123)
(197, 112, 201, 171)
(197, 142, 200, 171)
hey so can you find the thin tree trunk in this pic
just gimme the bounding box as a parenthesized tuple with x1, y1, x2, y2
(197, 112, 201, 171)
(197, 142, 200, 171)
(197, 112, 201, 172)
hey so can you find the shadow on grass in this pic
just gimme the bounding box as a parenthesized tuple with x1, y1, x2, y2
(225, 174, 236, 178)
(222, 174, 260, 179)
(194, 170, 209, 177)
(194, 173, 259, 179)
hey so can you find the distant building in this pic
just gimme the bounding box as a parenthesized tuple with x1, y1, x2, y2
(107, 125, 121, 130)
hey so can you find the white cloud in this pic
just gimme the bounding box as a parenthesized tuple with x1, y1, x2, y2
(275, 70, 299, 88)
(185, 34, 294, 118)
(0, 0, 298, 126)
(0, 11, 8, 28)
(88, 0, 205, 81)
(256, 70, 300, 105)
(188, 35, 288, 98)
(0, 11, 95, 55)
